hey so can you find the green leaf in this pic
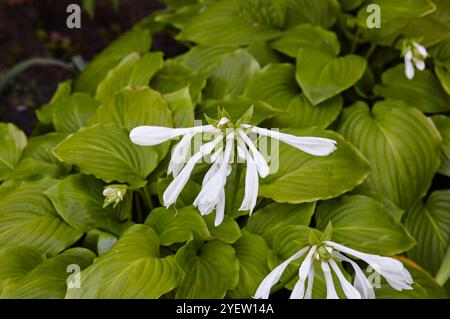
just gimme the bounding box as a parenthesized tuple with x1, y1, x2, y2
(374, 65, 450, 114)
(405, 190, 450, 275)
(0, 246, 95, 299)
(175, 240, 239, 298)
(285, 0, 337, 28)
(316, 195, 415, 255)
(0, 177, 82, 255)
(228, 230, 271, 298)
(246, 42, 282, 66)
(36, 81, 72, 124)
(145, 206, 212, 246)
(52, 93, 100, 133)
(95, 52, 164, 103)
(245, 202, 315, 247)
(66, 224, 183, 298)
(432, 115, 450, 176)
(337, 100, 442, 209)
(203, 214, 241, 244)
(356, 0, 436, 46)
(83, 229, 117, 256)
(53, 124, 160, 188)
(199, 96, 284, 125)
(76, 28, 152, 94)
(151, 60, 207, 102)
(164, 87, 195, 128)
(179, 45, 235, 74)
(271, 94, 343, 129)
(271, 24, 339, 58)
(177, 0, 282, 46)
(436, 246, 450, 286)
(244, 63, 300, 110)
(45, 174, 132, 236)
(204, 49, 260, 99)
(259, 128, 370, 203)
(296, 47, 366, 105)
(0, 123, 27, 181)
(435, 65, 450, 95)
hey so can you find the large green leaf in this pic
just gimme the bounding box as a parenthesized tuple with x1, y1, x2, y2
(76, 28, 152, 94)
(0, 177, 82, 255)
(356, 0, 436, 46)
(272, 94, 343, 129)
(432, 115, 450, 176)
(337, 101, 442, 209)
(0, 123, 27, 181)
(175, 240, 239, 298)
(259, 127, 370, 203)
(285, 0, 337, 28)
(177, 0, 282, 46)
(53, 124, 160, 188)
(95, 52, 163, 103)
(203, 49, 260, 99)
(244, 63, 300, 110)
(52, 93, 100, 133)
(271, 24, 339, 58)
(203, 214, 241, 244)
(316, 195, 415, 255)
(45, 174, 132, 236)
(374, 65, 450, 114)
(228, 230, 271, 298)
(179, 45, 235, 74)
(145, 206, 212, 246)
(405, 190, 450, 275)
(36, 81, 72, 124)
(0, 246, 94, 299)
(6, 133, 71, 181)
(66, 224, 183, 298)
(164, 87, 195, 128)
(296, 47, 366, 105)
(245, 202, 315, 247)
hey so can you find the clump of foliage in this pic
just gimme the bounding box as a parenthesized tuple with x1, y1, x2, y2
(0, 0, 449, 299)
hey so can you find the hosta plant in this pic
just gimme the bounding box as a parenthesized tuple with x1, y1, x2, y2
(0, 0, 449, 299)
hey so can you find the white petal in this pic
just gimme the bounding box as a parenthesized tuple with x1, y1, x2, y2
(379, 268, 413, 291)
(163, 134, 223, 207)
(130, 125, 219, 146)
(168, 133, 193, 177)
(237, 131, 270, 177)
(332, 251, 375, 299)
(238, 148, 259, 213)
(249, 126, 337, 156)
(290, 245, 316, 299)
(214, 189, 225, 226)
(304, 263, 315, 299)
(254, 246, 310, 299)
(405, 49, 413, 61)
(412, 42, 428, 58)
(404, 57, 415, 80)
(328, 258, 361, 299)
(413, 57, 425, 71)
(321, 260, 339, 299)
(218, 117, 230, 126)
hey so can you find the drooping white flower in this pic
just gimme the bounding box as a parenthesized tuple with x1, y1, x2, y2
(402, 40, 428, 80)
(130, 112, 337, 225)
(254, 240, 413, 299)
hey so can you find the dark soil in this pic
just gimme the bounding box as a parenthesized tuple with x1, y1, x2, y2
(0, 0, 184, 135)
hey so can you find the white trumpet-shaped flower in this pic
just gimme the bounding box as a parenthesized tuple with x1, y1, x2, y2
(254, 241, 413, 299)
(130, 111, 337, 225)
(402, 40, 428, 80)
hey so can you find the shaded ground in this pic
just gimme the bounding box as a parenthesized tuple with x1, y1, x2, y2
(0, 0, 184, 134)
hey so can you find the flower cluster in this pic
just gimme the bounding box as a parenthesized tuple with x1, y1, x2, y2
(402, 40, 428, 80)
(255, 241, 413, 299)
(130, 113, 337, 225)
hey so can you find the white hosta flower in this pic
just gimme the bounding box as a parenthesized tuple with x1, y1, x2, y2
(102, 184, 127, 208)
(402, 40, 428, 80)
(130, 113, 337, 225)
(254, 241, 413, 299)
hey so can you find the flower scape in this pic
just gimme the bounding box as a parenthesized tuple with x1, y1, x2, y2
(0, 0, 448, 300)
